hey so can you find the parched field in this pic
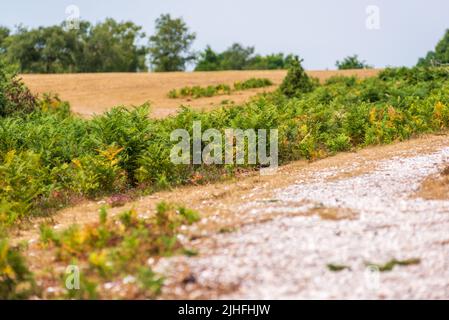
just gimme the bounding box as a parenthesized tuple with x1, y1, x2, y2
(21, 69, 380, 118)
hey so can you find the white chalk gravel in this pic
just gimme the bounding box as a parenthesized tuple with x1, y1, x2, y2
(162, 147, 449, 299)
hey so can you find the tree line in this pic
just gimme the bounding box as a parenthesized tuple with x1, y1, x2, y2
(0, 14, 294, 73)
(2, 12, 445, 73)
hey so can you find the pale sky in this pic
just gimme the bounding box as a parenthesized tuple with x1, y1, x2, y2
(0, 0, 448, 69)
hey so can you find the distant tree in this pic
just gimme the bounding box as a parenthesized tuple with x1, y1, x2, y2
(195, 44, 294, 71)
(148, 14, 196, 72)
(336, 55, 372, 70)
(0, 26, 9, 54)
(5, 25, 83, 73)
(195, 45, 220, 71)
(245, 53, 295, 70)
(3, 19, 147, 73)
(279, 56, 314, 98)
(219, 43, 254, 70)
(80, 19, 148, 72)
(417, 29, 449, 66)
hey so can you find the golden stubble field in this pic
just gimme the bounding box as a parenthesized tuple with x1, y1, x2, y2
(21, 69, 380, 118)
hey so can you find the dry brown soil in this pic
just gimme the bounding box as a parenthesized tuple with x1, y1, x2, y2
(21, 69, 380, 118)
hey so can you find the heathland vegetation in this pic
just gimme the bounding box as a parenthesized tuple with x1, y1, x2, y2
(1, 16, 449, 298)
(1, 58, 449, 231)
(2, 59, 449, 298)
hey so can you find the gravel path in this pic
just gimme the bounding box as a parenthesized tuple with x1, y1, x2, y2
(163, 146, 449, 299)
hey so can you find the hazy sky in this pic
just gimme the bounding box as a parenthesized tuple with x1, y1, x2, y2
(0, 0, 448, 69)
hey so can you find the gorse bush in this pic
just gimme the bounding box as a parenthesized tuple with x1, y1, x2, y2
(279, 56, 316, 98)
(1, 65, 449, 227)
(168, 78, 273, 99)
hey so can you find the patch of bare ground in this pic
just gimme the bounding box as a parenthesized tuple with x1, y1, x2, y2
(416, 163, 449, 200)
(311, 206, 358, 221)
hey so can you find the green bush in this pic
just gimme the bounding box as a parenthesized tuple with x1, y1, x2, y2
(0, 234, 36, 299)
(0, 150, 51, 225)
(279, 56, 315, 97)
(336, 55, 372, 70)
(0, 61, 38, 117)
(168, 78, 272, 99)
(168, 83, 231, 99)
(233, 78, 273, 90)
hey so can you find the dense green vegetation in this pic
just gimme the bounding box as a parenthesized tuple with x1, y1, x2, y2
(336, 55, 372, 70)
(168, 78, 273, 99)
(168, 83, 231, 99)
(148, 14, 196, 72)
(1, 19, 148, 73)
(418, 29, 449, 67)
(233, 78, 273, 90)
(0, 17, 296, 73)
(195, 44, 295, 71)
(1, 61, 449, 229)
(279, 56, 316, 97)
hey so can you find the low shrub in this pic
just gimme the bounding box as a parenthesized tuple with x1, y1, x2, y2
(279, 56, 316, 97)
(168, 78, 272, 99)
(233, 78, 273, 90)
(168, 83, 231, 99)
(40, 203, 200, 299)
(0, 233, 36, 299)
(0, 60, 38, 117)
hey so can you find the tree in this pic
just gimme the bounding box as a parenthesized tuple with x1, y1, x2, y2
(219, 43, 254, 70)
(0, 26, 9, 54)
(417, 29, 449, 66)
(194, 45, 220, 71)
(245, 53, 295, 70)
(195, 45, 296, 71)
(336, 55, 372, 70)
(80, 19, 148, 72)
(279, 56, 314, 98)
(4, 25, 82, 73)
(148, 14, 196, 72)
(3, 19, 148, 73)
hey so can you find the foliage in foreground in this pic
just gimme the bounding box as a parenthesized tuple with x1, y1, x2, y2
(38, 203, 199, 299)
(168, 78, 273, 99)
(0, 202, 199, 299)
(1, 64, 449, 227)
(0, 233, 36, 299)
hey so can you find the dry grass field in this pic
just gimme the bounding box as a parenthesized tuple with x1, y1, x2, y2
(21, 69, 380, 118)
